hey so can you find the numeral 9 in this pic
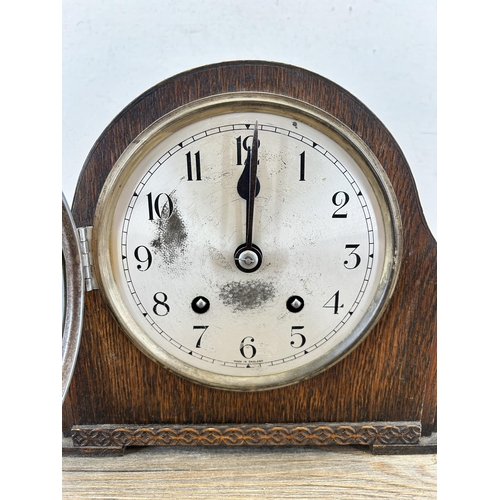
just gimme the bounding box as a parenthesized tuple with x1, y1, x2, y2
(134, 245, 152, 271)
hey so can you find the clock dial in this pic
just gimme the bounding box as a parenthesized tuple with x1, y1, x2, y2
(94, 93, 401, 390)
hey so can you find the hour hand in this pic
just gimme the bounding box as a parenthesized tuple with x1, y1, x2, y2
(237, 147, 260, 200)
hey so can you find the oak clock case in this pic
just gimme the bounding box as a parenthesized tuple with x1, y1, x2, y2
(63, 61, 436, 453)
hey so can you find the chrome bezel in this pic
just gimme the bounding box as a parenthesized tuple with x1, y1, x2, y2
(93, 92, 402, 391)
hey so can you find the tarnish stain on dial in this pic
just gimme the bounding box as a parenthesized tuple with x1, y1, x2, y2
(208, 246, 233, 271)
(220, 280, 276, 312)
(150, 193, 188, 268)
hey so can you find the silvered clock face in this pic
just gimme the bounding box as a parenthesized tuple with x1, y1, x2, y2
(94, 93, 401, 391)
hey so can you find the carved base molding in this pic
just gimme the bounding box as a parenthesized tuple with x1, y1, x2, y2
(71, 422, 422, 449)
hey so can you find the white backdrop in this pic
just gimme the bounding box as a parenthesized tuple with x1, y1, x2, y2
(62, 0, 436, 236)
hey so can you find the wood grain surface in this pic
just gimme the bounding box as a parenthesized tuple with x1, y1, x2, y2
(63, 61, 436, 439)
(62, 439, 436, 499)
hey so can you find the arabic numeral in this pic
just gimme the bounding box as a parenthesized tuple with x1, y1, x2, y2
(147, 192, 173, 220)
(290, 326, 306, 348)
(194, 326, 209, 348)
(236, 134, 260, 165)
(239, 336, 256, 359)
(332, 191, 349, 218)
(152, 292, 170, 316)
(134, 245, 152, 271)
(186, 151, 202, 181)
(344, 244, 361, 269)
(299, 151, 305, 181)
(323, 291, 344, 314)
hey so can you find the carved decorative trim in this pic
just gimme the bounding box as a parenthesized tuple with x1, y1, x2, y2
(72, 422, 421, 448)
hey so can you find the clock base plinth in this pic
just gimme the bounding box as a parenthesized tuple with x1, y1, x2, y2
(369, 432, 437, 455)
(69, 421, 431, 455)
(62, 439, 125, 457)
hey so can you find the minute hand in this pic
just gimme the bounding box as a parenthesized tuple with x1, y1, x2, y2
(234, 122, 263, 273)
(245, 122, 259, 248)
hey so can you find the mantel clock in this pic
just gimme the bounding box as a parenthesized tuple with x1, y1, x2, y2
(62, 61, 436, 454)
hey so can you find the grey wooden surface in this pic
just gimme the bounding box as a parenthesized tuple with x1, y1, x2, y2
(62, 440, 436, 499)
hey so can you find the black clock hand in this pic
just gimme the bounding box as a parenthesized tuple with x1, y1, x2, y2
(237, 142, 260, 200)
(245, 122, 259, 248)
(234, 122, 263, 273)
